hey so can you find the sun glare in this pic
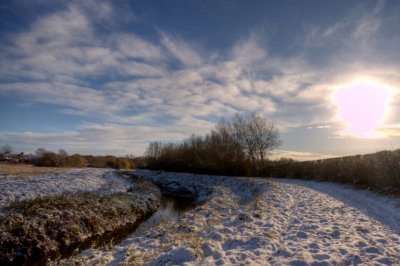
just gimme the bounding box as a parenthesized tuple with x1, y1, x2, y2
(333, 80, 391, 138)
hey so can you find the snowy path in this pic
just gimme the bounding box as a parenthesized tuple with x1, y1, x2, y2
(55, 171, 400, 265)
(268, 180, 400, 265)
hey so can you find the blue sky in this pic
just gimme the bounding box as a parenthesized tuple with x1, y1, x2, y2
(1, 0, 400, 159)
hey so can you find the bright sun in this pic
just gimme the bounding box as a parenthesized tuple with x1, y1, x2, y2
(333, 80, 391, 138)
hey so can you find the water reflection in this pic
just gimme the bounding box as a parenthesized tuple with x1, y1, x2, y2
(139, 194, 195, 229)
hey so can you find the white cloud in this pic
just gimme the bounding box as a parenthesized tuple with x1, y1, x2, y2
(231, 35, 267, 66)
(117, 61, 165, 77)
(0, 119, 215, 155)
(160, 32, 203, 66)
(0, 82, 118, 118)
(114, 34, 164, 61)
(270, 149, 334, 161)
(316, 125, 331, 129)
(14, 4, 92, 53)
(76, 0, 114, 21)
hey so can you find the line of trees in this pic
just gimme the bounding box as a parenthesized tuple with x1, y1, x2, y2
(85, 154, 135, 169)
(32, 148, 135, 169)
(0, 145, 143, 169)
(144, 113, 399, 195)
(145, 113, 281, 176)
(33, 149, 86, 168)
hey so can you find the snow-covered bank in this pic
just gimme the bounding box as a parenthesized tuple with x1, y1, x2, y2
(0, 168, 131, 208)
(0, 168, 164, 265)
(56, 171, 400, 265)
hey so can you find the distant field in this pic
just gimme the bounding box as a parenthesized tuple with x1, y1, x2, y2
(0, 163, 69, 177)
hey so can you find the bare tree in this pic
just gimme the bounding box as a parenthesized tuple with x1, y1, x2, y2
(145, 142, 163, 159)
(212, 119, 244, 163)
(1, 145, 12, 155)
(35, 148, 47, 157)
(232, 113, 281, 168)
(144, 112, 281, 175)
(58, 149, 68, 158)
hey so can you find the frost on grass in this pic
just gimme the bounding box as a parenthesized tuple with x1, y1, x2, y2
(0, 180, 161, 265)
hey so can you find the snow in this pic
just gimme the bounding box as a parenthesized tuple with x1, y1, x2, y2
(54, 170, 400, 265)
(0, 169, 159, 265)
(0, 168, 131, 208)
(2, 168, 399, 265)
(266, 179, 400, 265)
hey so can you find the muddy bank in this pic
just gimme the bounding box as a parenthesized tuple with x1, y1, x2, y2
(0, 180, 161, 266)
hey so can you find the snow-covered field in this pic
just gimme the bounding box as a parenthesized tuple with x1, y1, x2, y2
(55, 170, 400, 265)
(1, 167, 399, 265)
(0, 168, 131, 208)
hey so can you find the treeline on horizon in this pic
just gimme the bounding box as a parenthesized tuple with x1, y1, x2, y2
(35, 148, 144, 169)
(29, 148, 138, 169)
(146, 141, 400, 195)
(144, 113, 400, 195)
(2, 112, 399, 195)
(1, 144, 149, 169)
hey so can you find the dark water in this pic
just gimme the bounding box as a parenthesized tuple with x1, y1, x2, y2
(138, 194, 196, 229)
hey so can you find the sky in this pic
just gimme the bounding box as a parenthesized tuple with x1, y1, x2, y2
(1, 0, 400, 160)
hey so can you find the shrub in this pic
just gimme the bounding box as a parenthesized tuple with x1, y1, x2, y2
(65, 154, 86, 168)
(33, 151, 61, 167)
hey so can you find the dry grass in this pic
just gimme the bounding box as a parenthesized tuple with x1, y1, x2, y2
(0, 163, 69, 177)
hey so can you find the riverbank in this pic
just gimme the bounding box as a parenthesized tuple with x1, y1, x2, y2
(0, 168, 162, 265)
(56, 170, 400, 265)
(55, 170, 270, 265)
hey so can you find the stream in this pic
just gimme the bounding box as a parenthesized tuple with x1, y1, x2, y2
(124, 174, 198, 232)
(136, 193, 196, 230)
